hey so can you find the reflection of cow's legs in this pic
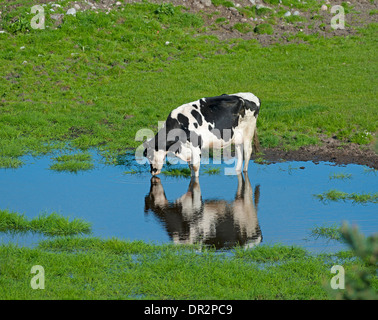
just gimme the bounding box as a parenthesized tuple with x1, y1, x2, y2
(177, 177, 202, 218)
(149, 177, 168, 208)
(254, 184, 260, 209)
(235, 173, 244, 198)
(243, 172, 252, 198)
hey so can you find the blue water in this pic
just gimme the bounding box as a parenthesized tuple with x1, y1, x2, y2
(0, 151, 376, 253)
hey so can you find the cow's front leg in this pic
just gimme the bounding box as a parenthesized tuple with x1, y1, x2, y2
(189, 147, 201, 177)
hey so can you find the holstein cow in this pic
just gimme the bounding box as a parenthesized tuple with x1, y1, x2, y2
(143, 93, 261, 176)
(144, 173, 262, 249)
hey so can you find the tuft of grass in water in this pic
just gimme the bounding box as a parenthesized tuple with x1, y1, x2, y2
(161, 167, 192, 177)
(161, 166, 220, 177)
(309, 224, 343, 242)
(314, 189, 378, 204)
(49, 153, 94, 173)
(202, 166, 221, 175)
(0, 209, 92, 236)
(0, 156, 24, 169)
(329, 172, 352, 180)
(53, 153, 92, 162)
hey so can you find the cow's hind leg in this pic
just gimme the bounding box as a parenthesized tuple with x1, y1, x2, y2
(243, 125, 257, 172)
(235, 144, 243, 173)
(243, 140, 252, 172)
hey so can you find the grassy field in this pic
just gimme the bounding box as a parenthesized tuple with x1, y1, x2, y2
(0, 1, 377, 169)
(0, 224, 376, 299)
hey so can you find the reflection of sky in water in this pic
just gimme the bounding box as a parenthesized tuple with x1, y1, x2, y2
(0, 152, 376, 253)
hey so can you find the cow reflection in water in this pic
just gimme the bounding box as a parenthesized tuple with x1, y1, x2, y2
(144, 173, 262, 249)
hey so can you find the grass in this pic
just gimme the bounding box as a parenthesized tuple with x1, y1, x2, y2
(0, 1, 376, 167)
(211, 0, 235, 8)
(329, 173, 353, 180)
(161, 166, 221, 177)
(254, 23, 274, 35)
(309, 224, 343, 242)
(0, 209, 92, 236)
(0, 237, 355, 299)
(0, 233, 376, 299)
(233, 22, 254, 34)
(49, 152, 94, 172)
(202, 166, 221, 175)
(161, 167, 192, 177)
(0, 156, 24, 169)
(314, 189, 378, 204)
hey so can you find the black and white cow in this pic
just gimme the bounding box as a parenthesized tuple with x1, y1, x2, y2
(143, 92, 261, 176)
(144, 173, 262, 249)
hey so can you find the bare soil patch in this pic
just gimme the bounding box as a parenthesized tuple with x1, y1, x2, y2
(254, 135, 378, 168)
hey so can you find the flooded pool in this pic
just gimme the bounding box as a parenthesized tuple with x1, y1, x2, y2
(0, 151, 376, 253)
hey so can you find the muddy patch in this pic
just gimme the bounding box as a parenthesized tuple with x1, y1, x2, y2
(255, 135, 378, 169)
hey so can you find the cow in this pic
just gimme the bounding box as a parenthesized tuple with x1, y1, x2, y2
(143, 92, 261, 176)
(144, 173, 262, 249)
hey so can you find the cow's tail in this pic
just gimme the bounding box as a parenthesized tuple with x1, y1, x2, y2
(252, 127, 261, 154)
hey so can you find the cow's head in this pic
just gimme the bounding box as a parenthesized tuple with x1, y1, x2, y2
(143, 138, 167, 176)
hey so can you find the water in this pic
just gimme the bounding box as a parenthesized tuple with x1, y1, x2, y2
(0, 152, 376, 253)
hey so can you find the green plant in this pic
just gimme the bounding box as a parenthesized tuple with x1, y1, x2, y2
(233, 22, 254, 34)
(330, 223, 378, 300)
(309, 224, 343, 241)
(254, 23, 274, 35)
(161, 167, 192, 177)
(329, 173, 352, 180)
(211, 0, 235, 8)
(49, 153, 94, 173)
(0, 209, 91, 236)
(314, 189, 378, 204)
(154, 3, 175, 16)
(0, 10, 31, 34)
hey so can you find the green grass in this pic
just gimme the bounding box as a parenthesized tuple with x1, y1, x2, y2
(0, 237, 351, 299)
(161, 166, 221, 177)
(0, 1, 377, 167)
(202, 166, 220, 175)
(254, 23, 274, 35)
(161, 167, 192, 177)
(0, 156, 24, 169)
(211, 0, 235, 8)
(329, 173, 353, 180)
(309, 224, 343, 242)
(0, 234, 376, 299)
(0, 209, 92, 236)
(314, 189, 378, 204)
(49, 152, 94, 172)
(233, 22, 254, 34)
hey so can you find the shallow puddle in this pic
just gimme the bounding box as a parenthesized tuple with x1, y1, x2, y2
(0, 152, 376, 253)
